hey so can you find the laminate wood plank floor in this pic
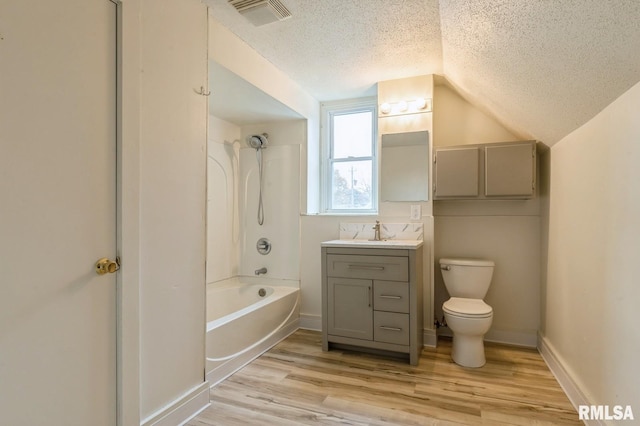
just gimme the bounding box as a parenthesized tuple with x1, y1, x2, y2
(188, 329, 580, 425)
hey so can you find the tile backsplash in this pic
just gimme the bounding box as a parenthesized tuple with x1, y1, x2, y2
(339, 222, 424, 241)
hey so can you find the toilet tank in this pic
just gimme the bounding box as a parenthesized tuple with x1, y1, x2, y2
(439, 258, 494, 299)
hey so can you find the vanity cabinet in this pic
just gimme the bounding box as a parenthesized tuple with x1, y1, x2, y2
(433, 140, 536, 199)
(321, 245, 423, 365)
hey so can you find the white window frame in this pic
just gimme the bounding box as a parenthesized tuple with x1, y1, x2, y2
(320, 97, 378, 214)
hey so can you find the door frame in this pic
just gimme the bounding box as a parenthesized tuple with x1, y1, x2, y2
(116, 0, 142, 424)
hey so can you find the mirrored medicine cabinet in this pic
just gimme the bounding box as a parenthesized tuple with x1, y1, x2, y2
(380, 130, 430, 202)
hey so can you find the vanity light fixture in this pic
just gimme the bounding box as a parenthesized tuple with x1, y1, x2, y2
(378, 98, 432, 117)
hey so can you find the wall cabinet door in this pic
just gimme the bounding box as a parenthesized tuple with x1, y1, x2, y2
(485, 143, 535, 197)
(434, 141, 536, 199)
(433, 147, 479, 197)
(327, 277, 373, 340)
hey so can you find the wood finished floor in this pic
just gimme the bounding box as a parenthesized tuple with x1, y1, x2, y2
(188, 329, 580, 425)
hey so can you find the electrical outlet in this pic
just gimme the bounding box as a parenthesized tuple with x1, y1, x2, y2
(410, 204, 421, 220)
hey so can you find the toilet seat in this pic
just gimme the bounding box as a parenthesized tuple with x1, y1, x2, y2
(443, 297, 493, 319)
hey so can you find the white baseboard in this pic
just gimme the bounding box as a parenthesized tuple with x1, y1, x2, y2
(140, 381, 210, 426)
(485, 328, 537, 348)
(537, 333, 601, 426)
(299, 313, 321, 331)
(423, 328, 437, 347)
(436, 327, 537, 348)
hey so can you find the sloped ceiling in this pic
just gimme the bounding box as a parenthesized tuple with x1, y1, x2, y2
(206, 0, 640, 145)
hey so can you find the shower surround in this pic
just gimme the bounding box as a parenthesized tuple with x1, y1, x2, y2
(239, 143, 300, 281)
(207, 130, 302, 285)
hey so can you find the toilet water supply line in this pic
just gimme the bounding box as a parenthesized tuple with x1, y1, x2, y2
(434, 315, 447, 328)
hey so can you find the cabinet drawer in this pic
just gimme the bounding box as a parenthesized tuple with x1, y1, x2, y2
(374, 312, 409, 345)
(326, 255, 408, 281)
(374, 280, 409, 313)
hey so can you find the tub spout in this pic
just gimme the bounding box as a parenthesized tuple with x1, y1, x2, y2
(254, 267, 267, 275)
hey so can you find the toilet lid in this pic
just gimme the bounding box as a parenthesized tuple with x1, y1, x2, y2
(443, 297, 493, 318)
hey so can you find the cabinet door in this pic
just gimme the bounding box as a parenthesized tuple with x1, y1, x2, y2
(327, 278, 373, 340)
(485, 143, 535, 197)
(434, 147, 479, 197)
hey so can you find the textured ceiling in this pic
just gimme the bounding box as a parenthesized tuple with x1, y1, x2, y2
(207, 0, 443, 100)
(439, 0, 640, 144)
(207, 0, 640, 145)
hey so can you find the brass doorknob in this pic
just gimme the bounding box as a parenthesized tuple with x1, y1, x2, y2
(96, 257, 119, 275)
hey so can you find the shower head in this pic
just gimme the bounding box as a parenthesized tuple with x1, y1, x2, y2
(247, 133, 269, 150)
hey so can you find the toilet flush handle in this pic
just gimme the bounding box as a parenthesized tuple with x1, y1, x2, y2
(441, 264, 451, 271)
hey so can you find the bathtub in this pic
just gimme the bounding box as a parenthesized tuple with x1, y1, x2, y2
(205, 277, 299, 386)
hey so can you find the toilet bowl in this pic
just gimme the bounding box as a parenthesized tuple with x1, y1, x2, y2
(440, 258, 495, 368)
(443, 297, 493, 367)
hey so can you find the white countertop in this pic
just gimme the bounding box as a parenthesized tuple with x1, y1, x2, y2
(321, 239, 423, 249)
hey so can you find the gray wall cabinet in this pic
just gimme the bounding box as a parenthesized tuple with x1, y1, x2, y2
(322, 246, 424, 365)
(434, 140, 536, 199)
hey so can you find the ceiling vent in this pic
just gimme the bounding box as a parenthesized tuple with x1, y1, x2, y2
(228, 0, 292, 26)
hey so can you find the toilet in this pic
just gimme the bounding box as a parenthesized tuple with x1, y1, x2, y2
(440, 258, 494, 368)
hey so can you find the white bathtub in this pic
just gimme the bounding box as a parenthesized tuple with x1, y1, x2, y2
(205, 277, 299, 386)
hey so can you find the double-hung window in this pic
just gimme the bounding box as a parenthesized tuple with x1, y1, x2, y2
(321, 98, 377, 213)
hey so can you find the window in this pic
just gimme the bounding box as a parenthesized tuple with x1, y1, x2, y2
(321, 98, 377, 213)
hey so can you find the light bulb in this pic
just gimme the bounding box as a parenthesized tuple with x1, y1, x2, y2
(397, 101, 408, 112)
(380, 103, 391, 114)
(415, 98, 427, 110)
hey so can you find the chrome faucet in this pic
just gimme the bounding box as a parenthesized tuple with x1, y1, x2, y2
(372, 220, 382, 241)
(254, 267, 267, 276)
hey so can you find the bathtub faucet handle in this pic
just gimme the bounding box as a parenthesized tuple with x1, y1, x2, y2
(255, 267, 268, 276)
(256, 238, 271, 255)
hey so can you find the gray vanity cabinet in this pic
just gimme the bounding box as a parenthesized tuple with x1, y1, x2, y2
(321, 246, 423, 365)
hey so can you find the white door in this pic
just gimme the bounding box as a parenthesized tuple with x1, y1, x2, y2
(0, 1, 117, 424)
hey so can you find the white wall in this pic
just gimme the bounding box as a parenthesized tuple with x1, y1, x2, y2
(139, 0, 208, 420)
(432, 84, 540, 347)
(207, 116, 241, 283)
(542, 81, 640, 410)
(434, 84, 518, 146)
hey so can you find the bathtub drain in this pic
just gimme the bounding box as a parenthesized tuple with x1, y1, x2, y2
(258, 288, 266, 297)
